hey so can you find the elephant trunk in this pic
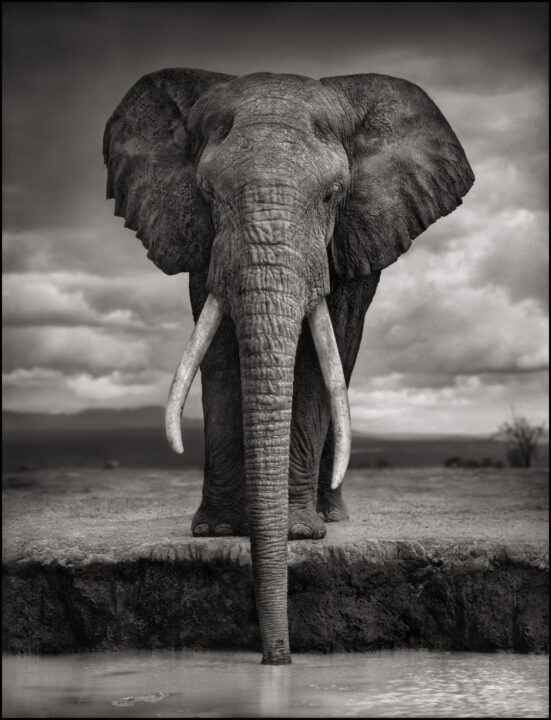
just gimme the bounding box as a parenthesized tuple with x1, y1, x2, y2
(232, 260, 305, 664)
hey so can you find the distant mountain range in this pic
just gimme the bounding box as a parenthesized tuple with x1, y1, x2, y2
(2, 407, 205, 472)
(2, 406, 548, 472)
(3, 406, 528, 440)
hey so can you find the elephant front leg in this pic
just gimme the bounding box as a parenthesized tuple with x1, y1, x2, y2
(316, 423, 350, 521)
(192, 355, 249, 536)
(189, 274, 248, 537)
(317, 271, 381, 522)
(287, 322, 331, 539)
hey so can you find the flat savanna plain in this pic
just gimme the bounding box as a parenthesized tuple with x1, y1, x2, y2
(3, 466, 548, 565)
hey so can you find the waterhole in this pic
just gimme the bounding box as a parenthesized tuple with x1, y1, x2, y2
(3, 649, 548, 717)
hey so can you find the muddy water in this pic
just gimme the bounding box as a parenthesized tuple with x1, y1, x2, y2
(3, 649, 548, 718)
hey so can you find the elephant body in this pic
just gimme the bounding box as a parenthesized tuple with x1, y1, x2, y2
(104, 69, 474, 664)
(189, 265, 380, 539)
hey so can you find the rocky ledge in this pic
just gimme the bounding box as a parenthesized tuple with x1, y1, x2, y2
(2, 467, 548, 654)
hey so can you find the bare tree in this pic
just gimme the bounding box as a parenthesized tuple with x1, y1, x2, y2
(494, 415, 546, 468)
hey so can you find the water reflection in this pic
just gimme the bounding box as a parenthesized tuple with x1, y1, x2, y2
(3, 649, 548, 718)
(258, 665, 291, 717)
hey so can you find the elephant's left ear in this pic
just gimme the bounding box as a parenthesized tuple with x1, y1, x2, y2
(320, 74, 475, 276)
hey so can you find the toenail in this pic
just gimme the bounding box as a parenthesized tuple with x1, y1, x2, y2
(290, 523, 312, 537)
(193, 523, 209, 535)
(214, 523, 233, 536)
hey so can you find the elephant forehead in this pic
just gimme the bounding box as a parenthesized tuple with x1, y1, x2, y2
(233, 96, 311, 123)
(197, 72, 338, 124)
(228, 72, 324, 99)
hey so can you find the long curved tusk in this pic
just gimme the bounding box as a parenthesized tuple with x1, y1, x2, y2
(308, 298, 351, 489)
(165, 293, 224, 454)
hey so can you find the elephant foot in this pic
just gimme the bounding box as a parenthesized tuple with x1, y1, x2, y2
(317, 488, 350, 522)
(288, 504, 327, 539)
(192, 499, 249, 537)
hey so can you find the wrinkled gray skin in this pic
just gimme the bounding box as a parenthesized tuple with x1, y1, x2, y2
(104, 69, 474, 664)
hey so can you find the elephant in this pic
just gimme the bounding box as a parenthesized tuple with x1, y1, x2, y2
(103, 68, 474, 664)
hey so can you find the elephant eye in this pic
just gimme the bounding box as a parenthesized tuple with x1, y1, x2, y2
(323, 182, 342, 203)
(200, 180, 214, 197)
(216, 113, 234, 142)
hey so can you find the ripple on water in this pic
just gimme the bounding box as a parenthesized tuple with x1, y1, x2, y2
(111, 691, 170, 707)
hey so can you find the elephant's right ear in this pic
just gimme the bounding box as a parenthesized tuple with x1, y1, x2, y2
(103, 68, 234, 274)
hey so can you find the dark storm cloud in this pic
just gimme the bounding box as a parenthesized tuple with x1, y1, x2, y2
(2, 227, 156, 276)
(3, 325, 152, 375)
(2, 271, 189, 329)
(348, 366, 548, 435)
(2, 271, 195, 377)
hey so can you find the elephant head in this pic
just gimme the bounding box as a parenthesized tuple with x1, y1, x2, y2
(104, 68, 474, 664)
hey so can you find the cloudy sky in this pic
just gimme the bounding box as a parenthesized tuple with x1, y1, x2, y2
(3, 2, 548, 435)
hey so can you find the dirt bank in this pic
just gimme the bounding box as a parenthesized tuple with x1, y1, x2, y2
(2, 467, 548, 654)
